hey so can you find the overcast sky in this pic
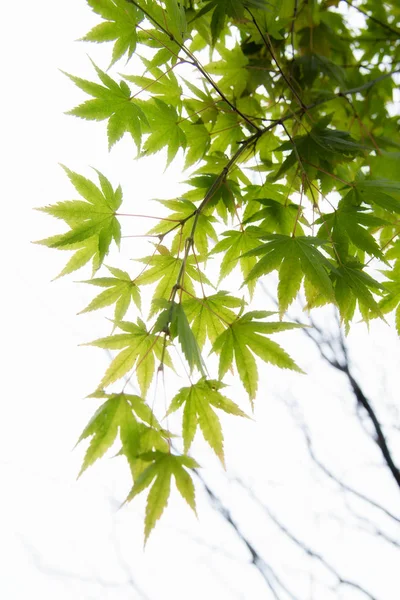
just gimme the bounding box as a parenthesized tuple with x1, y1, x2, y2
(2, 2, 400, 599)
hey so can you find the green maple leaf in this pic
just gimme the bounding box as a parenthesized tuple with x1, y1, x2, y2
(181, 122, 211, 169)
(125, 451, 199, 544)
(77, 392, 138, 476)
(85, 319, 171, 395)
(118, 416, 172, 481)
(153, 300, 206, 374)
(135, 251, 212, 317)
(318, 204, 388, 261)
(148, 198, 217, 256)
(207, 44, 249, 97)
(37, 167, 122, 271)
(142, 98, 186, 166)
(83, 0, 141, 66)
(212, 311, 304, 402)
(210, 229, 262, 296)
(183, 291, 243, 349)
(244, 234, 335, 314)
(187, 173, 242, 221)
(353, 180, 400, 214)
(243, 198, 305, 236)
(123, 59, 183, 107)
(209, 112, 244, 154)
(182, 82, 219, 144)
(273, 123, 366, 183)
(194, 0, 245, 45)
(65, 61, 147, 149)
(80, 265, 141, 321)
(167, 378, 248, 464)
(379, 271, 400, 334)
(333, 262, 385, 327)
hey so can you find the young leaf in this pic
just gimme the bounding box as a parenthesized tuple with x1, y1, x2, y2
(141, 98, 186, 166)
(153, 301, 206, 374)
(125, 451, 199, 543)
(212, 312, 304, 402)
(167, 378, 248, 464)
(86, 319, 170, 395)
(244, 235, 335, 313)
(77, 393, 137, 476)
(37, 167, 122, 271)
(135, 251, 212, 317)
(65, 62, 147, 150)
(80, 265, 141, 320)
(83, 0, 142, 66)
(148, 198, 217, 256)
(210, 229, 262, 295)
(183, 291, 242, 349)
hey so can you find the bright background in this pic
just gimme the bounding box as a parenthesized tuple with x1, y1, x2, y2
(1, 1, 399, 599)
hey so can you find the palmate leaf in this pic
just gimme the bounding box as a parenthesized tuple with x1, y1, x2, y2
(120, 419, 171, 481)
(378, 272, 400, 335)
(243, 198, 305, 236)
(147, 198, 217, 256)
(183, 291, 243, 349)
(36, 236, 100, 279)
(181, 122, 211, 170)
(207, 44, 249, 97)
(85, 319, 171, 395)
(83, 0, 142, 66)
(36, 167, 122, 272)
(167, 378, 248, 465)
(80, 265, 141, 321)
(212, 311, 304, 402)
(123, 59, 183, 107)
(244, 234, 335, 314)
(187, 173, 242, 221)
(141, 98, 187, 166)
(125, 451, 199, 544)
(153, 300, 206, 374)
(65, 61, 147, 150)
(193, 0, 245, 45)
(209, 112, 244, 154)
(210, 229, 261, 296)
(77, 392, 138, 476)
(135, 250, 212, 317)
(333, 262, 385, 327)
(80, 390, 169, 483)
(317, 203, 389, 261)
(272, 123, 367, 183)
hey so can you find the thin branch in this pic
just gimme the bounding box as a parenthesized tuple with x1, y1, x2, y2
(260, 283, 400, 522)
(127, 0, 260, 132)
(280, 300, 400, 491)
(306, 320, 400, 491)
(343, 0, 400, 37)
(246, 8, 307, 112)
(235, 479, 379, 600)
(194, 470, 301, 600)
(305, 424, 400, 525)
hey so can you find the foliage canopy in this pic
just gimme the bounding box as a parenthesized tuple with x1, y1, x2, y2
(39, 0, 400, 542)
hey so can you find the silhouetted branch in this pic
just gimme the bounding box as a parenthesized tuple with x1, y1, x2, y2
(302, 315, 400, 490)
(303, 426, 400, 525)
(234, 478, 379, 600)
(194, 471, 301, 600)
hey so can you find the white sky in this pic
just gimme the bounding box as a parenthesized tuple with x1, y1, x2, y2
(1, 1, 400, 599)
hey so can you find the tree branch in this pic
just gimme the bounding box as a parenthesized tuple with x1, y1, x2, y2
(303, 317, 400, 491)
(194, 470, 301, 600)
(234, 479, 379, 600)
(343, 0, 400, 37)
